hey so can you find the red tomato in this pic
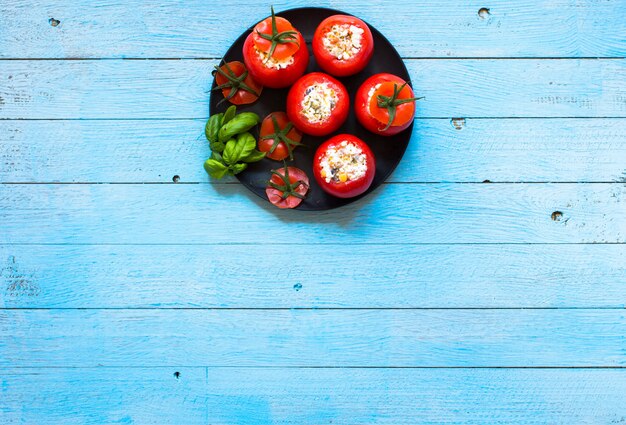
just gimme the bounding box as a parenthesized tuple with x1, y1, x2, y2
(313, 134, 376, 198)
(286, 72, 349, 137)
(243, 7, 309, 89)
(355, 73, 422, 136)
(213, 61, 263, 105)
(265, 166, 310, 209)
(252, 15, 299, 60)
(258, 112, 303, 161)
(312, 15, 374, 77)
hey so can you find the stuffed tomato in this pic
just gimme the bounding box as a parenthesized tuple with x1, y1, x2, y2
(313, 134, 375, 198)
(243, 7, 309, 88)
(286, 72, 349, 137)
(355, 73, 422, 136)
(312, 15, 374, 77)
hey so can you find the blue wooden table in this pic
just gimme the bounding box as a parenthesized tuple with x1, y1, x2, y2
(2, 1, 626, 423)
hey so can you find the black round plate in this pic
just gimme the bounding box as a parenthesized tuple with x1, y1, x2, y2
(210, 7, 413, 210)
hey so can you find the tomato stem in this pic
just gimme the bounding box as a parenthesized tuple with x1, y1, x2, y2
(268, 165, 308, 200)
(256, 6, 299, 60)
(376, 83, 423, 131)
(260, 115, 303, 160)
(212, 63, 260, 106)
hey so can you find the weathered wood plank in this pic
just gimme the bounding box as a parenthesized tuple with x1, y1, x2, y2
(0, 367, 207, 424)
(1, 244, 625, 309)
(1, 59, 625, 119)
(1, 0, 625, 58)
(3, 118, 626, 183)
(2, 367, 626, 424)
(1, 309, 625, 366)
(1, 183, 624, 244)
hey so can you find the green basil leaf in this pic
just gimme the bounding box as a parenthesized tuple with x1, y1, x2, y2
(241, 149, 266, 163)
(222, 105, 237, 124)
(209, 140, 225, 153)
(222, 139, 239, 165)
(229, 163, 248, 175)
(218, 112, 260, 143)
(235, 132, 256, 160)
(203, 158, 228, 179)
(204, 113, 223, 143)
(210, 151, 223, 162)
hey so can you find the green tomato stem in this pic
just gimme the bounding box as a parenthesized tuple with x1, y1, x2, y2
(376, 82, 423, 131)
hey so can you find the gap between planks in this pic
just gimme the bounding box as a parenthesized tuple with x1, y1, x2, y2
(2, 241, 626, 246)
(2, 181, 625, 184)
(6, 365, 626, 369)
(2, 242, 625, 246)
(1, 307, 624, 311)
(3, 117, 626, 121)
(0, 57, 624, 60)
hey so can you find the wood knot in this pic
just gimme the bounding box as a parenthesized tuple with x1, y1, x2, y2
(478, 8, 490, 19)
(451, 118, 465, 130)
(49, 18, 60, 27)
(551, 211, 563, 221)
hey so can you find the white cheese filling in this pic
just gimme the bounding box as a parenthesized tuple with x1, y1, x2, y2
(319, 140, 367, 183)
(322, 24, 364, 61)
(300, 83, 338, 123)
(366, 83, 382, 115)
(255, 47, 295, 70)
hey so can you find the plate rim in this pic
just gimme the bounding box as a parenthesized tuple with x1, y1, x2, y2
(209, 6, 414, 211)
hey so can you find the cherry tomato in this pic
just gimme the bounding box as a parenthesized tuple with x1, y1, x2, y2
(355, 73, 422, 136)
(258, 112, 303, 161)
(265, 166, 310, 209)
(243, 7, 309, 89)
(212, 61, 263, 105)
(312, 15, 374, 77)
(286, 72, 349, 137)
(312, 134, 376, 198)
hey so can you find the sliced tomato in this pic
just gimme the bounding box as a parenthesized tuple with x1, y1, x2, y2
(355, 73, 422, 136)
(258, 112, 303, 161)
(265, 166, 310, 209)
(286, 72, 349, 137)
(243, 7, 309, 89)
(312, 15, 374, 77)
(213, 61, 262, 105)
(313, 134, 376, 198)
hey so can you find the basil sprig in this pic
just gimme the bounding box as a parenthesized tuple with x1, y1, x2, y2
(203, 105, 266, 179)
